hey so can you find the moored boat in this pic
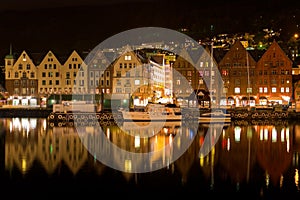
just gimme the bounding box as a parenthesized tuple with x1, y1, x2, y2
(119, 103, 182, 122)
(199, 109, 231, 123)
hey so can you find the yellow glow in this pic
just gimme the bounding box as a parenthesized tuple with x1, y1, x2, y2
(124, 159, 132, 172)
(295, 169, 299, 188)
(280, 175, 284, 188)
(21, 159, 27, 173)
(200, 154, 204, 167)
(234, 126, 241, 142)
(134, 136, 140, 148)
(271, 127, 277, 142)
(227, 138, 230, 151)
(265, 172, 270, 187)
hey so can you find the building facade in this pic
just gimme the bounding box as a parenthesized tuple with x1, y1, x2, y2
(218, 40, 257, 107)
(256, 40, 293, 105)
(5, 50, 39, 106)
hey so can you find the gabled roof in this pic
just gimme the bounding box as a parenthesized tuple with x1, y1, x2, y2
(257, 40, 292, 64)
(218, 40, 256, 66)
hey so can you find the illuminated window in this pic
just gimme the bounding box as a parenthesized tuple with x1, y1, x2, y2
(286, 87, 289, 92)
(125, 55, 131, 60)
(271, 87, 277, 93)
(234, 87, 240, 93)
(135, 80, 140, 85)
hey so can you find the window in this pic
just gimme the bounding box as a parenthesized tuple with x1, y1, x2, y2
(117, 80, 121, 85)
(264, 87, 268, 93)
(116, 71, 121, 77)
(135, 79, 140, 85)
(259, 87, 263, 93)
(281, 87, 284, 93)
(271, 79, 276, 84)
(80, 80, 84, 86)
(125, 55, 131, 60)
(125, 88, 131, 93)
(222, 70, 228, 76)
(235, 79, 240, 85)
(286, 87, 290, 92)
(271, 87, 277, 93)
(234, 87, 240, 94)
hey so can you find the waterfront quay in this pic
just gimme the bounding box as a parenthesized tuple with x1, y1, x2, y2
(0, 107, 52, 118)
(1, 105, 300, 122)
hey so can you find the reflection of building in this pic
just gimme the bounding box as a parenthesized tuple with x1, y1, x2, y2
(4, 118, 89, 175)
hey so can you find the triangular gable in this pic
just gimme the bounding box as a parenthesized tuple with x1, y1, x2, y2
(219, 40, 256, 67)
(84, 50, 113, 70)
(14, 50, 36, 67)
(114, 45, 145, 65)
(63, 50, 84, 65)
(38, 50, 62, 66)
(257, 40, 293, 66)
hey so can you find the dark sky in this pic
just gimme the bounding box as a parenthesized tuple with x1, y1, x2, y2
(0, 0, 299, 64)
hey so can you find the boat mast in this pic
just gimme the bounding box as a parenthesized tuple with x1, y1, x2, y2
(210, 42, 214, 109)
(246, 51, 250, 106)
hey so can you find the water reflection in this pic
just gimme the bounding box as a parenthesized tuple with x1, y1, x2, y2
(2, 118, 300, 195)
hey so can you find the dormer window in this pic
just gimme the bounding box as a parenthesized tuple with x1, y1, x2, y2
(22, 53, 26, 61)
(125, 55, 131, 60)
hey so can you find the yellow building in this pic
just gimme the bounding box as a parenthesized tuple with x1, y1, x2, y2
(5, 50, 38, 106)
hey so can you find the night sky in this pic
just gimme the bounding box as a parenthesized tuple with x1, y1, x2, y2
(0, 0, 299, 64)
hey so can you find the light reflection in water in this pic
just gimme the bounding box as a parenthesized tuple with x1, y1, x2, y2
(2, 118, 300, 193)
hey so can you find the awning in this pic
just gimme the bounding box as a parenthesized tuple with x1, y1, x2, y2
(227, 96, 234, 100)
